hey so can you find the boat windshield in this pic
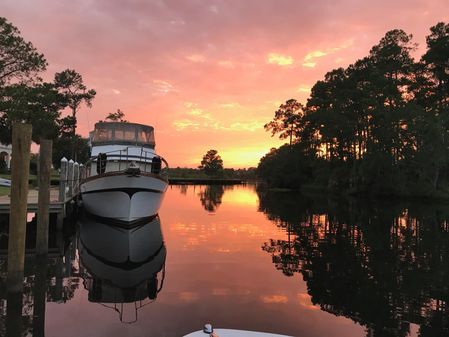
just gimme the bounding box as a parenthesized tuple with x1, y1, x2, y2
(91, 122, 155, 148)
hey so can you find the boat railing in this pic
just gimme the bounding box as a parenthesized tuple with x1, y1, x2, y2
(84, 147, 169, 178)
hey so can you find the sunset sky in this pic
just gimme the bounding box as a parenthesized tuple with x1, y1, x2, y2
(1, 0, 448, 168)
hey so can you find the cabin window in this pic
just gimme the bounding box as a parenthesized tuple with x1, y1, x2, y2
(115, 126, 136, 142)
(93, 127, 113, 142)
(138, 130, 155, 144)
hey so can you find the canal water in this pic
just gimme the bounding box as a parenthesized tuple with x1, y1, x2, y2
(1, 184, 449, 336)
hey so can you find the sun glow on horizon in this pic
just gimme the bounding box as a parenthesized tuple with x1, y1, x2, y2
(184, 144, 280, 169)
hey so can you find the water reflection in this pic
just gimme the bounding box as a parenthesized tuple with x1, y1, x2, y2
(5, 185, 449, 336)
(0, 213, 79, 337)
(258, 189, 449, 337)
(172, 184, 244, 213)
(0, 211, 167, 336)
(198, 185, 225, 212)
(78, 213, 166, 323)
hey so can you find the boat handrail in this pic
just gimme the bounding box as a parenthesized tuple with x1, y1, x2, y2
(89, 146, 154, 158)
(84, 146, 169, 178)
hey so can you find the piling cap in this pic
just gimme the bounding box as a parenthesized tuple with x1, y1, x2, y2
(68, 159, 74, 164)
(61, 157, 68, 162)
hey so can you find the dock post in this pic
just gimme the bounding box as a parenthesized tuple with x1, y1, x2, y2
(36, 139, 52, 255)
(79, 164, 85, 195)
(67, 159, 74, 199)
(73, 161, 79, 196)
(79, 163, 85, 180)
(7, 123, 32, 293)
(57, 157, 68, 229)
(59, 157, 68, 203)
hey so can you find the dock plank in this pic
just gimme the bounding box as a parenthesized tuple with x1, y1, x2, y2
(0, 188, 66, 213)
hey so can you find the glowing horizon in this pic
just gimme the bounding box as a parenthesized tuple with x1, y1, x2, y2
(1, 0, 448, 168)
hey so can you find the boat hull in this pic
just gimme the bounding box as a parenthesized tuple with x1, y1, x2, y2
(80, 172, 168, 222)
(79, 214, 166, 290)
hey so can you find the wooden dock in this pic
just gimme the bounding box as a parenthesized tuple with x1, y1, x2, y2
(0, 157, 82, 215)
(0, 187, 68, 214)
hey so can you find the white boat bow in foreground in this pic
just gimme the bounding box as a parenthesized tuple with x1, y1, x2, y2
(184, 325, 292, 337)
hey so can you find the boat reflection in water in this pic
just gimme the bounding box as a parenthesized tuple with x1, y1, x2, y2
(78, 213, 166, 323)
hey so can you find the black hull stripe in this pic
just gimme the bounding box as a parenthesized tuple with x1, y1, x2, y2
(80, 237, 165, 271)
(81, 210, 159, 229)
(82, 187, 163, 198)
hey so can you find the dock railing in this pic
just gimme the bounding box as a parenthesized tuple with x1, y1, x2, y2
(58, 157, 82, 203)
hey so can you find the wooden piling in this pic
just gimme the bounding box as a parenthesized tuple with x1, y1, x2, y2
(32, 254, 48, 337)
(36, 139, 52, 255)
(6, 291, 23, 337)
(7, 123, 32, 292)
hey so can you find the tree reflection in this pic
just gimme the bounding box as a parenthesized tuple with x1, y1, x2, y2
(259, 190, 449, 337)
(198, 185, 225, 212)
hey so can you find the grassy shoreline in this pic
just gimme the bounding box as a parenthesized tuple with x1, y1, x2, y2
(0, 186, 10, 196)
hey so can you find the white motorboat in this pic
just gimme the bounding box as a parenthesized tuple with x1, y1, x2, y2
(80, 122, 169, 223)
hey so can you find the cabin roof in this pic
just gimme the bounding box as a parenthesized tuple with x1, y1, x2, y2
(94, 121, 154, 131)
(91, 121, 156, 148)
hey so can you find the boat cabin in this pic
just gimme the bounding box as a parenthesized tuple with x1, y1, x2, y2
(91, 122, 156, 149)
(85, 122, 166, 177)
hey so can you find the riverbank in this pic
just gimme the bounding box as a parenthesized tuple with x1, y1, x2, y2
(169, 178, 244, 185)
(261, 181, 449, 203)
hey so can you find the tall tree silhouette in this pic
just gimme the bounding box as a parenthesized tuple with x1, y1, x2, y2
(264, 99, 304, 145)
(0, 17, 47, 86)
(54, 69, 96, 158)
(199, 149, 223, 176)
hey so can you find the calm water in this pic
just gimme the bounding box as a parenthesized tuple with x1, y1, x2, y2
(1, 184, 449, 336)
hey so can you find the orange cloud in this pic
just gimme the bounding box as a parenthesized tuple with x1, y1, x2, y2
(302, 62, 317, 68)
(304, 50, 327, 61)
(267, 53, 294, 66)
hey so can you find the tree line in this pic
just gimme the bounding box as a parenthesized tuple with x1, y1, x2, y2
(259, 22, 449, 198)
(0, 17, 96, 169)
